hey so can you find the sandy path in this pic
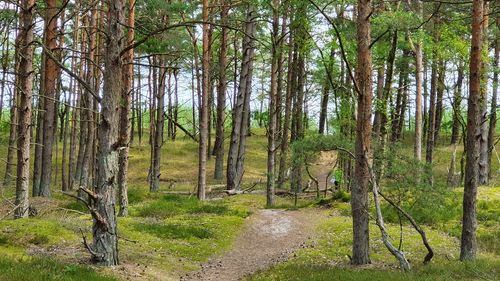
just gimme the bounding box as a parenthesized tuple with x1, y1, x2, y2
(181, 208, 327, 281)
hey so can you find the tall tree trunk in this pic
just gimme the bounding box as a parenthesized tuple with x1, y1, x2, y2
(38, 0, 59, 197)
(213, 0, 229, 180)
(351, 0, 372, 265)
(14, 0, 35, 218)
(88, 0, 125, 265)
(277, 25, 295, 190)
(267, 0, 280, 206)
(2, 46, 18, 187)
(426, 9, 440, 168)
(461, 0, 483, 261)
(290, 51, 305, 192)
(487, 18, 499, 180)
(117, 0, 134, 216)
(198, 0, 210, 200)
(478, 2, 489, 185)
(151, 59, 166, 192)
(227, 6, 256, 191)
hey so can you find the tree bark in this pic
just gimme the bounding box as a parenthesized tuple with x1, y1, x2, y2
(487, 18, 499, 180)
(461, 0, 483, 261)
(151, 59, 166, 193)
(14, 0, 35, 218)
(227, 6, 256, 191)
(351, 0, 372, 265)
(117, 0, 135, 216)
(267, 0, 280, 206)
(450, 62, 464, 145)
(213, 0, 229, 181)
(198, 0, 211, 200)
(478, 2, 489, 185)
(38, 0, 59, 197)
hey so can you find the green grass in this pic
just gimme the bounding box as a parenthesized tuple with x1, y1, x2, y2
(0, 128, 499, 280)
(0, 256, 118, 281)
(248, 259, 500, 281)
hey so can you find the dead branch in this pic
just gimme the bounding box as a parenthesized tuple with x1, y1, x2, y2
(378, 190, 434, 264)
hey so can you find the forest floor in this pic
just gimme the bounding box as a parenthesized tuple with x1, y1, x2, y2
(182, 208, 329, 281)
(0, 130, 499, 280)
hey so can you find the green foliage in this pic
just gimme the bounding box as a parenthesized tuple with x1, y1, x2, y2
(331, 190, 350, 202)
(0, 257, 117, 281)
(134, 194, 250, 218)
(290, 134, 352, 167)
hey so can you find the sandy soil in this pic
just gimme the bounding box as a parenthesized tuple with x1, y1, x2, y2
(182, 208, 327, 281)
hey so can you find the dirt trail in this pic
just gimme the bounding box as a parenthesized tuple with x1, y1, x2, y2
(182, 208, 327, 281)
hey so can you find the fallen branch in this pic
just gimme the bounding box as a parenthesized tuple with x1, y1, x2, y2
(378, 191, 434, 264)
(362, 153, 411, 271)
(368, 156, 411, 271)
(164, 113, 198, 142)
(0, 204, 20, 220)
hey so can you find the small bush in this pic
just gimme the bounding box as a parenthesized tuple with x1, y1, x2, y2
(332, 190, 351, 202)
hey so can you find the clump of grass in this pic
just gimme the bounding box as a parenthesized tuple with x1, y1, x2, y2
(0, 218, 77, 248)
(133, 222, 214, 239)
(134, 194, 250, 218)
(0, 256, 118, 281)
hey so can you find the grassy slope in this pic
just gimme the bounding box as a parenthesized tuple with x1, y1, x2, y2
(0, 129, 499, 280)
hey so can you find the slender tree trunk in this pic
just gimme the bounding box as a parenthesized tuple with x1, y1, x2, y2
(117, 0, 134, 216)
(2, 48, 18, 187)
(14, 0, 35, 218)
(267, 0, 280, 206)
(351, 0, 372, 265)
(426, 9, 440, 167)
(461, 0, 483, 261)
(277, 25, 294, 190)
(227, 6, 256, 191)
(372, 66, 385, 138)
(319, 47, 334, 135)
(38, 0, 59, 197)
(151, 59, 166, 192)
(478, 2, 489, 185)
(487, 19, 499, 180)
(213, 0, 229, 180)
(198, 0, 210, 200)
(450, 63, 464, 145)
(434, 59, 446, 145)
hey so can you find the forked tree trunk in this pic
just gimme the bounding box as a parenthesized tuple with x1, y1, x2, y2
(227, 6, 256, 191)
